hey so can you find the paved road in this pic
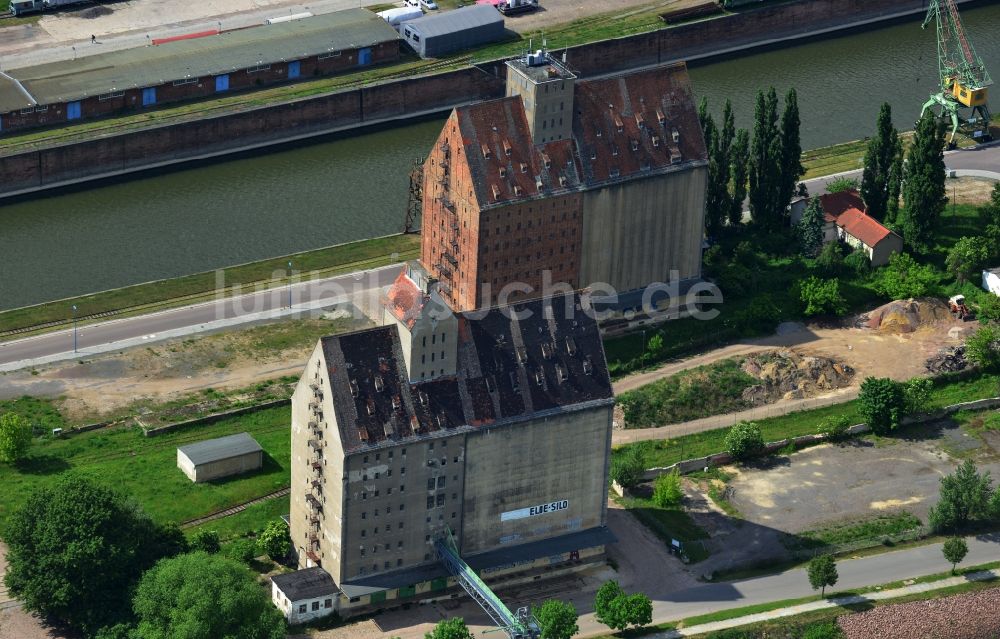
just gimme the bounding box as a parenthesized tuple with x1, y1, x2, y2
(0, 263, 402, 372)
(803, 141, 1000, 194)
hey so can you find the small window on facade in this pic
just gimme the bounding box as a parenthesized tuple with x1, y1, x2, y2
(436, 494, 445, 507)
(427, 496, 434, 509)
(437, 476, 446, 488)
(299, 604, 307, 614)
(361, 512, 367, 520)
(397, 558, 403, 566)
(324, 599, 333, 609)
(312, 601, 320, 611)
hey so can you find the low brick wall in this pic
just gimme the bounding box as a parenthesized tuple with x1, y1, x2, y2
(143, 398, 290, 436)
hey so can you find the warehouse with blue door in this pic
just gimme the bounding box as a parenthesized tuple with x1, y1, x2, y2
(0, 8, 401, 134)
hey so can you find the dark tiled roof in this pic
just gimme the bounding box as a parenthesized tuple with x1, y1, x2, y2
(271, 567, 338, 601)
(322, 292, 613, 453)
(452, 62, 705, 209)
(177, 432, 262, 466)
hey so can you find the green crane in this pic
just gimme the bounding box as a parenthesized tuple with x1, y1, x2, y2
(920, 0, 993, 145)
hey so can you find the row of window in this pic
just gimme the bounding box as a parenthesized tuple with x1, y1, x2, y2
(420, 351, 446, 364)
(482, 211, 576, 237)
(297, 599, 333, 614)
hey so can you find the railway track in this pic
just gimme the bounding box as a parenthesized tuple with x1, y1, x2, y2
(180, 486, 291, 529)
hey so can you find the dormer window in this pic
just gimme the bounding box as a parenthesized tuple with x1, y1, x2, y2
(503, 139, 512, 156)
(652, 136, 660, 148)
(520, 162, 528, 173)
(499, 166, 507, 177)
(374, 375, 385, 392)
(481, 144, 491, 159)
(657, 109, 666, 126)
(542, 153, 551, 169)
(630, 139, 639, 151)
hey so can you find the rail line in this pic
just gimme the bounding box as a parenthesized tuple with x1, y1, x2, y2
(180, 486, 291, 528)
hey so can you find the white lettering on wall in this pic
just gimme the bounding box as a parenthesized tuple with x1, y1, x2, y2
(500, 499, 569, 522)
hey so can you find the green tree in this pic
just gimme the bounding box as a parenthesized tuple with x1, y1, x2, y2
(3, 475, 187, 634)
(533, 599, 579, 639)
(885, 137, 905, 226)
(965, 326, 1000, 371)
(94, 624, 135, 639)
(929, 460, 995, 532)
(705, 121, 730, 237)
(697, 96, 710, 136)
(777, 88, 804, 218)
(797, 198, 825, 257)
(652, 468, 684, 508)
(942, 537, 969, 574)
(132, 552, 285, 639)
(981, 182, 1000, 253)
(826, 176, 860, 194)
(191, 530, 221, 554)
(807, 555, 838, 597)
(861, 103, 903, 221)
(977, 295, 1000, 324)
(749, 88, 782, 228)
(946, 236, 990, 283)
(899, 113, 948, 251)
(610, 446, 645, 489)
(0, 412, 32, 463)
(858, 377, 905, 434)
(903, 377, 933, 415)
(816, 241, 845, 277)
(594, 580, 626, 630)
(646, 333, 665, 359)
(729, 128, 751, 227)
(844, 248, 872, 276)
(873, 252, 939, 300)
(725, 421, 765, 462)
(426, 619, 474, 639)
(622, 593, 653, 629)
(799, 276, 847, 317)
(256, 520, 291, 561)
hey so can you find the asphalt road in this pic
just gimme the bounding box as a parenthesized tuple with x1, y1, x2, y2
(0, 263, 402, 371)
(803, 140, 1000, 194)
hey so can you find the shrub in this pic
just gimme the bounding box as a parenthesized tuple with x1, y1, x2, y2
(843, 248, 871, 276)
(872, 252, 939, 300)
(652, 468, 684, 508)
(929, 460, 994, 532)
(821, 415, 852, 441)
(903, 377, 933, 415)
(725, 421, 765, 462)
(816, 242, 844, 277)
(0, 412, 32, 463)
(858, 376, 905, 434)
(728, 294, 782, 335)
(256, 520, 291, 562)
(966, 326, 1000, 371)
(802, 621, 843, 639)
(799, 276, 848, 316)
(826, 176, 859, 193)
(191, 530, 221, 554)
(610, 447, 645, 489)
(224, 538, 257, 565)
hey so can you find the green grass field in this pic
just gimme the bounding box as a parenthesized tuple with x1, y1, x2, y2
(0, 405, 292, 527)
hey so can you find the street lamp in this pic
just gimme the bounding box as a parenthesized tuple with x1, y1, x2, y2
(287, 261, 293, 308)
(72, 305, 78, 353)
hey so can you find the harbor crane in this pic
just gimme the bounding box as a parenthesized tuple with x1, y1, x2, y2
(435, 529, 541, 639)
(920, 0, 993, 145)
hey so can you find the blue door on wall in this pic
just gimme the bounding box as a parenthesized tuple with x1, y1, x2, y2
(215, 74, 230, 92)
(358, 47, 372, 66)
(67, 101, 81, 120)
(142, 87, 157, 107)
(288, 60, 301, 79)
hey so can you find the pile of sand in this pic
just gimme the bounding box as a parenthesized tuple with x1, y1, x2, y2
(740, 348, 854, 404)
(860, 298, 953, 334)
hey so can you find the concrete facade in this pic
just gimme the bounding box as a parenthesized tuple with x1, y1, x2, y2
(287, 292, 615, 614)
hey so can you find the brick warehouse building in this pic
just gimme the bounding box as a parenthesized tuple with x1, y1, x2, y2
(288, 280, 615, 614)
(420, 54, 708, 312)
(0, 9, 400, 134)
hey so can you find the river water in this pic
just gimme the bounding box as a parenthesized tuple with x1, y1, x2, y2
(2, 3, 999, 310)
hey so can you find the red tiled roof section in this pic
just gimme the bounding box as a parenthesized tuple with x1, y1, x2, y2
(819, 190, 893, 246)
(382, 269, 427, 329)
(573, 62, 707, 185)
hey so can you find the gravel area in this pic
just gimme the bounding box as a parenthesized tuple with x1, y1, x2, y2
(838, 587, 1000, 639)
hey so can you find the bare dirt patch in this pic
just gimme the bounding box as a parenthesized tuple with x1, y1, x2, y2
(0, 313, 369, 423)
(838, 587, 1000, 639)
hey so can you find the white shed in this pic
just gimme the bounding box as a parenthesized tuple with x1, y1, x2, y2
(271, 567, 339, 624)
(176, 432, 263, 483)
(984, 267, 1000, 296)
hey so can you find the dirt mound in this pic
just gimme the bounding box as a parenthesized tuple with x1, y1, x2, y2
(860, 298, 953, 334)
(739, 349, 854, 405)
(838, 587, 1000, 639)
(925, 346, 968, 373)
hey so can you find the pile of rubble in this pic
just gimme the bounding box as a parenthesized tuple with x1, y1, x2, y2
(838, 588, 1000, 639)
(925, 346, 968, 373)
(740, 349, 854, 405)
(859, 298, 954, 334)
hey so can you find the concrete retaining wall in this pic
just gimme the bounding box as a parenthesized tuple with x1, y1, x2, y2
(639, 397, 1000, 480)
(143, 398, 290, 436)
(0, 0, 969, 198)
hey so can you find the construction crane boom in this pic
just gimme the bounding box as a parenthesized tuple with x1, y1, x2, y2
(920, 0, 992, 144)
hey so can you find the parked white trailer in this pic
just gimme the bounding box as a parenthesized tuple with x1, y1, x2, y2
(42, 0, 88, 9)
(984, 268, 1000, 296)
(378, 6, 423, 30)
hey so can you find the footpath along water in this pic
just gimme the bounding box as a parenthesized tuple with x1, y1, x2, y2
(0, 2, 998, 310)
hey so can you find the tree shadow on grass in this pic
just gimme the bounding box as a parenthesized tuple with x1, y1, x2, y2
(15, 454, 71, 475)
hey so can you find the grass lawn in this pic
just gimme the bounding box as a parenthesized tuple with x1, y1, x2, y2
(0, 233, 419, 337)
(617, 357, 757, 428)
(185, 496, 290, 542)
(0, 396, 67, 433)
(783, 512, 923, 552)
(0, 405, 292, 527)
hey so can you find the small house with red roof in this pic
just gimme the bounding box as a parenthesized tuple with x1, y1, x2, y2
(817, 190, 903, 267)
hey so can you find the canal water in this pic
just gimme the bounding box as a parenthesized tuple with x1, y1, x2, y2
(2, 3, 999, 310)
